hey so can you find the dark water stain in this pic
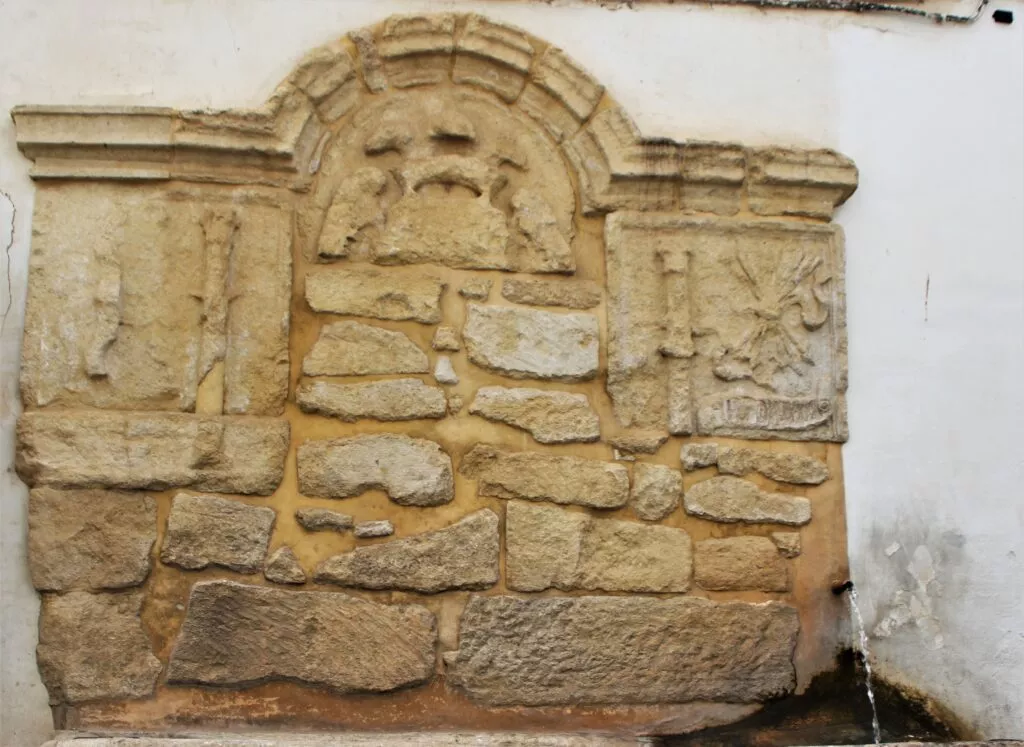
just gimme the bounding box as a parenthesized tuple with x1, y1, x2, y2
(661, 650, 965, 746)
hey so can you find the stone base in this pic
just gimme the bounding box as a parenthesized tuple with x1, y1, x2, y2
(41, 734, 1024, 747)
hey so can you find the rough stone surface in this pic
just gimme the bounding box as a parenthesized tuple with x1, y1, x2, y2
(459, 278, 492, 300)
(630, 463, 683, 522)
(305, 266, 444, 323)
(316, 509, 499, 593)
(463, 304, 599, 381)
(431, 326, 461, 351)
(681, 443, 720, 471)
(161, 494, 276, 573)
(684, 476, 812, 526)
(468, 386, 600, 444)
(608, 432, 667, 455)
(717, 446, 830, 485)
(44, 733, 649, 746)
(28, 488, 156, 592)
(167, 581, 437, 693)
(695, 537, 790, 592)
(354, 520, 394, 538)
(302, 321, 429, 377)
(299, 434, 454, 506)
(297, 379, 446, 422)
(37, 591, 162, 704)
(433, 356, 459, 386)
(506, 501, 691, 592)
(317, 168, 387, 259)
(296, 507, 354, 532)
(772, 531, 803, 558)
(448, 595, 799, 705)
(461, 444, 629, 509)
(501, 278, 601, 309)
(16, 411, 289, 495)
(264, 547, 306, 585)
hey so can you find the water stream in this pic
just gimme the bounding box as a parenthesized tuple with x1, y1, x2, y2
(848, 585, 882, 745)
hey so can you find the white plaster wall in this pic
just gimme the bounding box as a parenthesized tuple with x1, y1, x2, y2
(1, 1, 1021, 744)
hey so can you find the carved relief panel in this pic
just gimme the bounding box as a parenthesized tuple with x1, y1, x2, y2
(12, 12, 858, 737)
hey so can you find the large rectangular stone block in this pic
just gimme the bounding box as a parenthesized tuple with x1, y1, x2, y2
(167, 581, 437, 693)
(448, 595, 798, 706)
(16, 411, 289, 495)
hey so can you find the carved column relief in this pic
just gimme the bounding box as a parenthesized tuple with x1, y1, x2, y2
(12, 11, 857, 736)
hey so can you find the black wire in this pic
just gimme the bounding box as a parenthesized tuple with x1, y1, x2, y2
(699, 0, 989, 24)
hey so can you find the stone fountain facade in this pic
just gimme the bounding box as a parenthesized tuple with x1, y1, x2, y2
(13, 12, 858, 736)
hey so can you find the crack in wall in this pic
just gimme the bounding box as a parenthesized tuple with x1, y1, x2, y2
(1, 190, 15, 337)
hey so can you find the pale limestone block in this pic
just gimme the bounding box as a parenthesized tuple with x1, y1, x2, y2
(28, 488, 156, 592)
(695, 536, 790, 592)
(717, 446, 830, 485)
(459, 278, 493, 300)
(448, 596, 798, 705)
(431, 326, 461, 351)
(433, 357, 459, 386)
(506, 501, 691, 593)
(501, 278, 601, 309)
(684, 476, 811, 526)
(463, 304, 598, 382)
(316, 168, 387, 258)
(298, 434, 454, 506)
(608, 432, 668, 456)
(161, 494, 275, 573)
(316, 510, 499, 593)
(453, 15, 534, 102)
(468, 386, 600, 444)
(305, 266, 444, 323)
(302, 321, 429, 377)
(38, 591, 161, 704)
(296, 508, 354, 532)
(509, 189, 575, 273)
(681, 443, 719, 471)
(16, 411, 289, 496)
(264, 547, 306, 585)
(460, 444, 628, 509)
(296, 379, 446, 422)
(167, 581, 436, 693)
(771, 531, 802, 558)
(354, 520, 395, 538)
(630, 463, 683, 522)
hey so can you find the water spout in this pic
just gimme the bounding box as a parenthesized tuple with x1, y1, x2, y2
(837, 581, 882, 745)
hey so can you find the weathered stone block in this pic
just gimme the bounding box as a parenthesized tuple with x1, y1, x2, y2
(38, 591, 162, 704)
(453, 15, 534, 102)
(167, 581, 437, 693)
(16, 411, 289, 495)
(433, 356, 459, 386)
(305, 266, 444, 323)
(459, 278, 492, 300)
(161, 494, 275, 573)
(298, 434, 454, 506)
(771, 531, 802, 558)
(717, 446, 830, 485)
(681, 442, 719, 471)
(506, 501, 691, 592)
(296, 507, 354, 532)
(463, 304, 598, 382)
(468, 386, 600, 444)
(684, 476, 811, 526)
(28, 488, 156, 592)
(608, 431, 668, 456)
(448, 595, 798, 705)
(302, 321, 429, 377)
(354, 520, 394, 538)
(501, 278, 601, 309)
(431, 326, 461, 351)
(316, 509, 499, 593)
(297, 379, 446, 422)
(630, 463, 682, 522)
(695, 536, 790, 592)
(461, 445, 629, 509)
(264, 547, 306, 585)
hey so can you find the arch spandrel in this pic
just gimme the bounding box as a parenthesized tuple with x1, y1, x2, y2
(12, 10, 857, 737)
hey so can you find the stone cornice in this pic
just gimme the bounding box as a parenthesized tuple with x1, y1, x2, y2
(11, 12, 857, 218)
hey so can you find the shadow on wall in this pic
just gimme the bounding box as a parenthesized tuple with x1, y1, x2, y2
(662, 650, 967, 746)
